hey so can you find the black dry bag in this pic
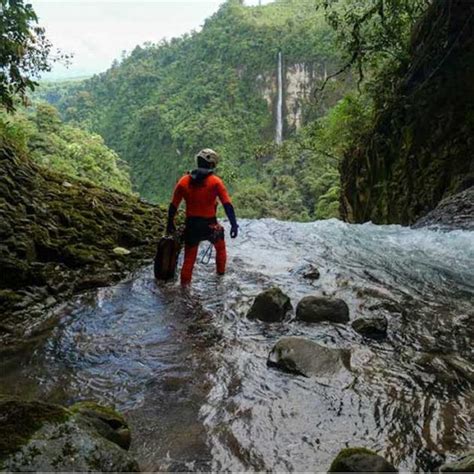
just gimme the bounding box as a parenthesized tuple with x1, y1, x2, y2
(154, 235, 182, 281)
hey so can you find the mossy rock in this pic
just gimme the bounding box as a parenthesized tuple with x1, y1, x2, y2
(0, 398, 139, 472)
(0, 143, 166, 335)
(69, 401, 131, 450)
(329, 447, 397, 472)
(0, 398, 69, 461)
(247, 287, 293, 322)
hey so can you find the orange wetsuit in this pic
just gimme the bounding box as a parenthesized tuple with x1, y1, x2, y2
(168, 169, 236, 285)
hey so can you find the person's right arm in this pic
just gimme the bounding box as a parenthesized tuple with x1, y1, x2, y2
(166, 181, 184, 234)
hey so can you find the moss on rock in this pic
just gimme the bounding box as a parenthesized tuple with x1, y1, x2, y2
(0, 398, 139, 472)
(0, 398, 69, 461)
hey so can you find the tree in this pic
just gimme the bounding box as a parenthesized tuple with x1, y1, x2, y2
(0, 0, 56, 112)
(317, 0, 430, 94)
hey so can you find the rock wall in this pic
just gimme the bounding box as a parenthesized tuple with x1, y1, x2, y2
(0, 141, 165, 344)
(257, 59, 333, 140)
(340, 0, 474, 225)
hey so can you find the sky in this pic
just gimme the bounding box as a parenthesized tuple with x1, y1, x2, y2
(31, 0, 274, 80)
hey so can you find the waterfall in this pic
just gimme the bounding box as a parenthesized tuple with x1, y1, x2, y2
(276, 51, 283, 145)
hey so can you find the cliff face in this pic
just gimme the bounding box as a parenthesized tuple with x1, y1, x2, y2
(257, 59, 336, 138)
(340, 0, 474, 225)
(0, 141, 165, 343)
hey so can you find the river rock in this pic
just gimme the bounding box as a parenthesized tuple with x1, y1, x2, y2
(302, 265, 321, 280)
(352, 315, 388, 339)
(296, 296, 349, 324)
(247, 287, 292, 322)
(329, 447, 397, 472)
(0, 399, 139, 472)
(267, 336, 350, 377)
(440, 450, 474, 472)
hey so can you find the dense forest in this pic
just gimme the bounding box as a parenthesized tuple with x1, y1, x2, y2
(37, 0, 352, 219)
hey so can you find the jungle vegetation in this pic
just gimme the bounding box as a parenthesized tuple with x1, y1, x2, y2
(3, 0, 432, 221)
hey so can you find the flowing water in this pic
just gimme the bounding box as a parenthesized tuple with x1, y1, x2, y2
(1, 219, 473, 472)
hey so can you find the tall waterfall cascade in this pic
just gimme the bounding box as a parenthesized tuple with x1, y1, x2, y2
(276, 51, 283, 145)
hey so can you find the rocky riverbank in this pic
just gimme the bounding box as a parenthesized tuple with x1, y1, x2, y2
(0, 141, 166, 346)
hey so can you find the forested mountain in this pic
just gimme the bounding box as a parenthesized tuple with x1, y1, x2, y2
(39, 0, 351, 219)
(1, 104, 132, 193)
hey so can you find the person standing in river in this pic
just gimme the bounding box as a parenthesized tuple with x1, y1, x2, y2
(166, 148, 239, 285)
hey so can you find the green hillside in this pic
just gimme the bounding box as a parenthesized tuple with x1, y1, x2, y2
(40, 0, 350, 219)
(0, 104, 132, 194)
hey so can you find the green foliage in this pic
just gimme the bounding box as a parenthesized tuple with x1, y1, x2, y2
(0, 0, 58, 112)
(233, 93, 372, 220)
(0, 103, 132, 193)
(319, 0, 429, 98)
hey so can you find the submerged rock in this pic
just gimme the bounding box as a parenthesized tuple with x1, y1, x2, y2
(440, 450, 474, 472)
(352, 315, 388, 339)
(303, 267, 320, 280)
(0, 399, 139, 472)
(296, 296, 349, 324)
(267, 336, 350, 378)
(329, 447, 397, 472)
(247, 287, 292, 323)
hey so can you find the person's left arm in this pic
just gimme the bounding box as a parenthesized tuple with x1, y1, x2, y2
(217, 179, 238, 238)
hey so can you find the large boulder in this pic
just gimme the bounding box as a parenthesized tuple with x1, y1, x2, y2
(267, 336, 351, 378)
(329, 447, 397, 472)
(296, 296, 349, 324)
(440, 451, 474, 472)
(0, 399, 139, 472)
(352, 315, 388, 339)
(247, 287, 292, 323)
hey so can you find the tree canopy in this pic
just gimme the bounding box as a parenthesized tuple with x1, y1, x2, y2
(0, 0, 59, 112)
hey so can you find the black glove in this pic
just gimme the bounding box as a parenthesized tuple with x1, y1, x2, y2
(224, 203, 238, 239)
(166, 222, 176, 235)
(166, 203, 177, 235)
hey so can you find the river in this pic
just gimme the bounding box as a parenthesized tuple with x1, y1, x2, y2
(1, 219, 473, 471)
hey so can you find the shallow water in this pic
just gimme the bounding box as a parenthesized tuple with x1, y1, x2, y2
(1, 219, 473, 471)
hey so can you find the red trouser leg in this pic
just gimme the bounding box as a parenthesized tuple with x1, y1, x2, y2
(181, 244, 199, 285)
(214, 238, 227, 275)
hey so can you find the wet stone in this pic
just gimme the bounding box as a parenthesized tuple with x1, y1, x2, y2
(247, 287, 292, 323)
(296, 296, 349, 324)
(268, 336, 351, 378)
(303, 266, 320, 280)
(352, 315, 388, 339)
(328, 447, 397, 472)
